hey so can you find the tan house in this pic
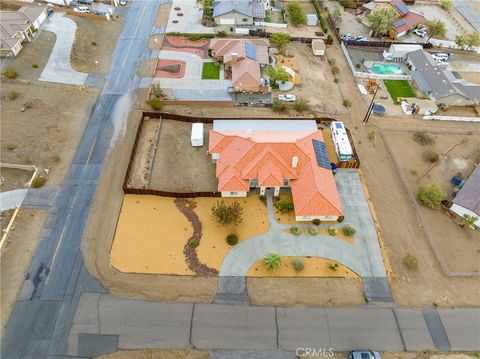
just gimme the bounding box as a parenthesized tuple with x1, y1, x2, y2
(0, 6, 48, 57)
(213, 0, 266, 33)
(210, 38, 270, 93)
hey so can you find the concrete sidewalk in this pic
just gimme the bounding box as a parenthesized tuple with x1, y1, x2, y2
(0, 189, 28, 211)
(66, 293, 480, 357)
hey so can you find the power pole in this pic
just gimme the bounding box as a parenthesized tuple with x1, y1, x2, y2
(363, 84, 379, 125)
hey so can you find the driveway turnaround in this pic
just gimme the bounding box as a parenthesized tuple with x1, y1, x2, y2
(0, 189, 27, 211)
(66, 293, 480, 356)
(165, 0, 214, 34)
(39, 13, 88, 86)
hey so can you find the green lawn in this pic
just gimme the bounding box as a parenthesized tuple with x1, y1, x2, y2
(201, 62, 220, 80)
(384, 80, 416, 103)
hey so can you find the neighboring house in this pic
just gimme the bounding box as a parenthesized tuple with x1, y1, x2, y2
(0, 6, 47, 57)
(407, 49, 480, 106)
(210, 38, 270, 93)
(450, 165, 480, 229)
(361, 0, 426, 38)
(213, 0, 265, 32)
(208, 120, 343, 221)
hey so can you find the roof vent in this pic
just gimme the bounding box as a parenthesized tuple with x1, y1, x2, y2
(292, 156, 298, 168)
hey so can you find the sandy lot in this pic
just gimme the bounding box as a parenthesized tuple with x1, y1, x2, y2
(69, 16, 124, 74)
(97, 349, 209, 359)
(1, 209, 47, 329)
(248, 256, 358, 278)
(384, 131, 480, 273)
(0, 167, 34, 192)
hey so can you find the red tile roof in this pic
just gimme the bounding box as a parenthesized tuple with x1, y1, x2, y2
(209, 130, 343, 217)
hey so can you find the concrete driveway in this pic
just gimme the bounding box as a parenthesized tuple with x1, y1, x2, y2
(165, 0, 214, 34)
(39, 13, 88, 86)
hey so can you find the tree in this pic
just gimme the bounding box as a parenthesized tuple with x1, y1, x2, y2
(263, 253, 282, 271)
(275, 200, 294, 212)
(439, 0, 453, 11)
(287, 3, 307, 26)
(211, 200, 243, 225)
(367, 8, 397, 37)
(465, 32, 480, 50)
(417, 182, 446, 209)
(462, 214, 478, 228)
(266, 65, 289, 83)
(270, 32, 291, 52)
(331, 6, 342, 25)
(425, 19, 446, 41)
(455, 34, 467, 50)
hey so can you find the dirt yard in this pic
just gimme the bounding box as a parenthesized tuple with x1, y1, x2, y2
(1, 209, 47, 329)
(148, 120, 218, 192)
(384, 131, 480, 273)
(286, 43, 347, 115)
(0, 167, 34, 192)
(69, 15, 124, 74)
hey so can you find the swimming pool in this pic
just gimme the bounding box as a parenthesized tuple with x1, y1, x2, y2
(367, 62, 404, 75)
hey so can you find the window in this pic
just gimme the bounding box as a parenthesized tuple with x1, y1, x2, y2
(242, 18, 248, 22)
(283, 179, 289, 186)
(230, 192, 238, 195)
(250, 179, 259, 187)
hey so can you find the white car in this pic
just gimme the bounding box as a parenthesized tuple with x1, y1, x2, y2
(277, 94, 296, 102)
(73, 6, 90, 13)
(431, 52, 449, 62)
(413, 28, 427, 38)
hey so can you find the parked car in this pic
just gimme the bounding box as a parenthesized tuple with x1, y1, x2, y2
(349, 351, 381, 359)
(355, 36, 369, 42)
(77, 0, 92, 4)
(414, 28, 427, 38)
(277, 94, 296, 102)
(341, 34, 355, 41)
(120, 0, 128, 5)
(431, 52, 450, 62)
(73, 6, 90, 13)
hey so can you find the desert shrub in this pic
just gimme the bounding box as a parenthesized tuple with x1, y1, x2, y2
(3, 67, 17, 79)
(8, 91, 18, 100)
(368, 131, 375, 141)
(423, 150, 439, 163)
(308, 225, 319, 235)
(334, 78, 339, 83)
(211, 200, 243, 225)
(226, 234, 238, 246)
(32, 63, 39, 68)
(293, 258, 304, 272)
(188, 238, 199, 248)
(413, 131, 434, 145)
(290, 225, 301, 235)
(6, 144, 16, 151)
(294, 97, 310, 112)
(52, 155, 60, 163)
(337, 215, 344, 223)
(147, 97, 163, 110)
(331, 65, 340, 75)
(312, 219, 321, 226)
(410, 168, 418, 175)
(439, 0, 452, 10)
(263, 253, 282, 271)
(328, 58, 336, 66)
(355, 63, 361, 69)
(402, 254, 418, 270)
(91, 41, 97, 46)
(272, 100, 289, 113)
(328, 262, 339, 271)
(216, 30, 227, 37)
(275, 200, 294, 212)
(417, 182, 446, 209)
(326, 33, 334, 44)
(151, 82, 163, 98)
(31, 177, 46, 188)
(24, 101, 32, 109)
(328, 226, 338, 236)
(343, 99, 352, 108)
(342, 224, 356, 236)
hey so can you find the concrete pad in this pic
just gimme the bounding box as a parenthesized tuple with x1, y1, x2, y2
(394, 309, 435, 351)
(438, 308, 480, 351)
(0, 188, 27, 210)
(325, 308, 404, 351)
(77, 334, 118, 357)
(276, 307, 330, 350)
(192, 304, 277, 350)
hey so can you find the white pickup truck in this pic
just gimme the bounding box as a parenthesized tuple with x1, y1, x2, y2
(277, 94, 296, 102)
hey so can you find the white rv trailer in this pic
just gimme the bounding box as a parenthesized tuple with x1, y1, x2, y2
(330, 121, 353, 161)
(191, 123, 204, 147)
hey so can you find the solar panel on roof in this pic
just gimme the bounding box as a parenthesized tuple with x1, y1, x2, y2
(393, 19, 406, 27)
(394, 2, 409, 15)
(312, 140, 331, 170)
(245, 42, 257, 60)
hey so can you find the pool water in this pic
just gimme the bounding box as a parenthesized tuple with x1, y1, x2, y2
(369, 62, 404, 75)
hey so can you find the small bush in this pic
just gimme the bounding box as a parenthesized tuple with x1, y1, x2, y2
(212, 200, 244, 225)
(24, 101, 33, 109)
(272, 101, 289, 113)
(343, 99, 352, 108)
(417, 182, 446, 209)
(423, 150, 439, 163)
(294, 97, 310, 112)
(91, 41, 97, 46)
(188, 238, 199, 248)
(275, 200, 294, 212)
(337, 215, 345, 223)
(52, 155, 60, 163)
(331, 65, 340, 75)
(263, 252, 282, 271)
(216, 30, 227, 37)
(308, 225, 319, 235)
(151, 82, 163, 98)
(368, 131, 375, 141)
(226, 234, 238, 246)
(413, 131, 434, 146)
(355, 63, 361, 69)
(328, 262, 339, 271)
(31, 177, 46, 188)
(402, 254, 418, 270)
(290, 225, 301, 235)
(328, 226, 338, 236)
(328, 58, 336, 66)
(3, 67, 17, 79)
(147, 97, 163, 110)
(342, 224, 356, 237)
(293, 258, 304, 272)
(6, 144, 16, 151)
(32, 63, 39, 68)
(8, 90, 18, 100)
(334, 78, 339, 83)
(326, 33, 334, 44)
(312, 218, 321, 226)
